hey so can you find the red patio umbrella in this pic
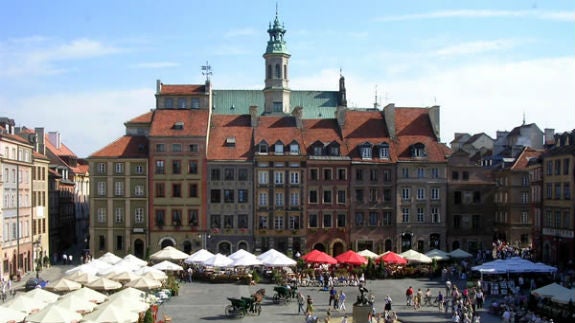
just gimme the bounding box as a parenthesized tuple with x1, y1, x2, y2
(376, 251, 407, 265)
(335, 250, 368, 266)
(302, 249, 337, 264)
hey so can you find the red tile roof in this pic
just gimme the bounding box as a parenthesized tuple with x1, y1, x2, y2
(149, 109, 209, 137)
(395, 108, 436, 137)
(253, 115, 304, 148)
(44, 135, 77, 157)
(302, 118, 348, 155)
(126, 111, 153, 124)
(207, 115, 253, 160)
(159, 84, 206, 95)
(341, 110, 395, 161)
(89, 135, 149, 158)
(512, 147, 543, 170)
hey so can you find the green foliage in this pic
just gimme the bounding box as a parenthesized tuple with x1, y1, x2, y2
(166, 274, 180, 296)
(251, 270, 261, 283)
(143, 308, 154, 323)
(365, 258, 376, 279)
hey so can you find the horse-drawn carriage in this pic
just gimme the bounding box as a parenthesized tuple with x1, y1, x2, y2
(224, 288, 265, 318)
(272, 285, 295, 304)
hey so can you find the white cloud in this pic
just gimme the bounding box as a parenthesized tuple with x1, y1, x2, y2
(4, 88, 155, 157)
(432, 39, 522, 57)
(130, 61, 180, 69)
(376, 10, 575, 22)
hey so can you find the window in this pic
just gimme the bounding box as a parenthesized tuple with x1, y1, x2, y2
(97, 182, 106, 196)
(431, 208, 440, 223)
(154, 183, 165, 197)
(401, 168, 409, 178)
(114, 181, 124, 196)
(452, 171, 459, 180)
(462, 171, 469, 181)
(431, 168, 439, 178)
(370, 169, 378, 182)
(98, 236, 105, 251)
(337, 214, 346, 227)
(337, 190, 346, 204)
(454, 191, 462, 204)
(172, 184, 181, 197)
(234, 168, 246, 181)
(329, 145, 339, 156)
(97, 163, 106, 174)
(290, 143, 299, 154)
(155, 160, 165, 174)
(114, 163, 124, 174)
(289, 192, 299, 206)
(135, 165, 144, 175)
(258, 192, 268, 206)
(259, 215, 268, 229)
(155, 210, 165, 227)
(379, 143, 389, 159)
(431, 188, 440, 200)
(310, 169, 319, 180)
(238, 214, 248, 229)
(417, 168, 425, 178)
(416, 188, 425, 200)
(546, 183, 553, 199)
(274, 142, 284, 154)
(172, 143, 182, 152)
(176, 98, 186, 109)
(355, 189, 364, 203)
(224, 168, 234, 180)
(224, 190, 234, 203)
(210, 189, 221, 203)
(564, 183, 571, 200)
(401, 188, 410, 200)
(383, 211, 392, 225)
(258, 171, 269, 184)
(309, 214, 318, 228)
(521, 192, 529, 204)
(164, 98, 173, 108)
(473, 191, 481, 203)
(172, 210, 182, 226)
(369, 212, 378, 226)
(211, 169, 221, 181)
(324, 168, 333, 180)
(289, 171, 300, 184)
(187, 183, 197, 197)
(273, 215, 284, 230)
(188, 161, 198, 174)
(224, 215, 233, 229)
(135, 208, 144, 223)
(402, 208, 410, 223)
(355, 169, 363, 181)
(555, 160, 561, 175)
(116, 236, 124, 251)
(411, 143, 425, 157)
(360, 144, 372, 159)
(275, 192, 284, 207)
(337, 168, 347, 181)
(189, 144, 199, 153)
(238, 189, 248, 203)
(323, 190, 332, 203)
(323, 214, 332, 228)
(417, 207, 425, 223)
(191, 97, 200, 109)
(555, 183, 561, 199)
(97, 208, 106, 223)
(355, 212, 364, 226)
(369, 188, 378, 202)
(546, 160, 553, 176)
(521, 211, 529, 224)
(172, 160, 181, 174)
(211, 214, 221, 229)
(288, 215, 300, 230)
(156, 144, 165, 152)
(453, 214, 461, 228)
(274, 171, 284, 184)
(134, 185, 144, 196)
(309, 190, 318, 203)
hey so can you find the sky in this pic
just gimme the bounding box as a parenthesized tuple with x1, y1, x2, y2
(1, 0, 574, 157)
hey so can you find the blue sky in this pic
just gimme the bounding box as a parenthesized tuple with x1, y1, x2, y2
(1, 0, 574, 157)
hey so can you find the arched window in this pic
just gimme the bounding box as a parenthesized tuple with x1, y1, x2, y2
(411, 143, 426, 157)
(275, 64, 281, 78)
(283, 64, 287, 79)
(267, 65, 272, 79)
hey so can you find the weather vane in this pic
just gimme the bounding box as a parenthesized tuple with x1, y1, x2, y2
(201, 61, 212, 82)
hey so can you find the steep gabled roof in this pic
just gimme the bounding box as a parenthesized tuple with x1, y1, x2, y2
(207, 115, 253, 161)
(302, 118, 348, 156)
(341, 109, 395, 162)
(253, 115, 304, 150)
(149, 109, 209, 137)
(89, 136, 149, 158)
(45, 135, 77, 157)
(511, 147, 543, 170)
(159, 84, 206, 95)
(394, 108, 449, 161)
(126, 111, 154, 124)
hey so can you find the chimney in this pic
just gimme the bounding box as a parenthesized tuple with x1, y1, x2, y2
(383, 103, 396, 140)
(544, 128, 555, 146)
(292, 106, 303, 129)
(48, 131, 61, 149)
(35, 128, 46, 155)
(429, 105, 440, 142)
(156, 79, 162, 95)
(249, 106, 258, 127)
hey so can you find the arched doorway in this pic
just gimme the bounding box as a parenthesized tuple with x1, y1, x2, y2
(332, 241, 344, 256)
(429, 233, 440, 250)
(183, 240, 192, 254)
(384, 239, 392, 252)
(134, 239, 144, 259)
(452, 241, 460, 251)
(160, 238, 175, 249)
(218, 241, 231, 255)
(237, 241, 248, 251)
(401, 232, 413, 252)
(313, 243, 325, 252)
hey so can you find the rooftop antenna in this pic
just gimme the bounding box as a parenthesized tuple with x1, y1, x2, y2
(201, 61, 212, 82)
(373, 85, 380, 109)
(522, 111, 526, 125)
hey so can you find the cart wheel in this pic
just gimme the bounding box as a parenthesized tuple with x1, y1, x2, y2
(238, 309, 246, 318)
(273, 293, 280, 304)
(255, 303, 262, 315)
(225, 305, 235, 317)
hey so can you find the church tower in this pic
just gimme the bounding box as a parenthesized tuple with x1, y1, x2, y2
(263, 8, 291, 114)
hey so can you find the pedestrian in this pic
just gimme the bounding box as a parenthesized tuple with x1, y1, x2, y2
(405, 286, 413, 306)
(69, 254, 73, 265)
(333, 290, 339, 310)
(414, 288, 422, 310)
(338, 290, 347, 312)
(187, 267, 193, 283)
(297, 291, 305, 314)
(384, 295, 392, 315)
(62, 253, 67, 265)
(329, 286, 336, 306)
(437, 290, 444, 312)
(475, 288, 484, 308)
(306, 295, 314, 314)
(341, 314, 349, 323)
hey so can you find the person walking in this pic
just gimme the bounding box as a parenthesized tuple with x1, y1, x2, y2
(384, 295, 392, 316)
(405, 286, 414, 306)
(333, 290, 340, 310)
(338, 290, 347, 312)
(414, 288, 422, 310)
(329, 286, 336, 306)
(306, 295, 314, 314)
(297, 291, 305, 314)
(437, 290, 444, 312)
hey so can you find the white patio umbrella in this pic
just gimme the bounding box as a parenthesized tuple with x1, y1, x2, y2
(150, 246, 189, 262)
(122, 254, 148, 267)
(97, 252, 123, 265)
(551, 287, 575, 304)
(4, 294, 48, 314)
(151, 260, 184, 271)
(228, 249, 256, 261)
(256, 248, 283, 260)
(448, 248, 473, 259)
(83, 303, 139, 323)
(26, 303, 82, 323)
(65, 270, 98, 284)
(110, 270, 141, 284)
(425, 249, 451, 261)
(26, 288, 60, 303)
(65, 259, 111, 275)
(231, 255, 263, 267)
(357, 249, 380, 259)
(185, 249, 214, 264)
(97, 262, 136, 276)
(107, 287, 149, 303)
(55, 294, 98, 314)
(258, 250, 297, 267)
(203, 253, 233, 267)
(135, 266, 168, 280)
(98, 296, 150, 313)
(125, 276, 162, 291)
(85, 277, 123, 291)
(45, 277, 82, 293)
(400, 249, 433, 264)
(67, 287, 107, 304)
(0, 305, 27, 322)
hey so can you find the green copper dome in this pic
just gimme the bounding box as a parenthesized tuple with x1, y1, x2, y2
(265, 10, 289, 55)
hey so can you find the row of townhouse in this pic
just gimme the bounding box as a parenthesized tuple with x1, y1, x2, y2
(0, 118, 89, 280)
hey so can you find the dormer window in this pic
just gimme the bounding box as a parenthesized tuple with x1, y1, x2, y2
(328, 143, 340, 156)
(289, 142, 299, 155)
(173, 122, 184, 130)
(177, 98, 186, 109)
(411, 143, 426, 158)
(359, 142, 372, 159)
(313, 145, 323, 156)
(191, 98, 200, 109)
(274, 142, 284, 155)
(225, 137, 236, 147)
(165, 98, 173, 109)
(379, 142, 390, 159)
(258, 142, 269, 154)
